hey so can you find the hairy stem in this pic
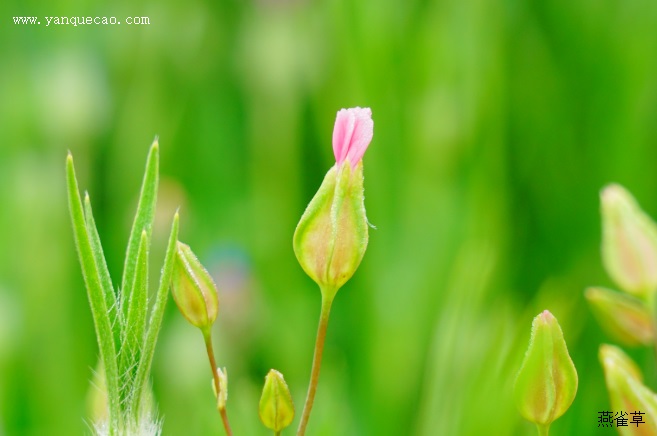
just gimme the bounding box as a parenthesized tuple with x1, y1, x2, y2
(297, 294, 333, 436)
(204, 331, 233, 436)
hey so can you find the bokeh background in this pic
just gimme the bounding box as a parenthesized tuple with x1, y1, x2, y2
(3, 0, 657, 434)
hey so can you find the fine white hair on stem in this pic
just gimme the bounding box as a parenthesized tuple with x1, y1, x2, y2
(91, 415, 162, 436)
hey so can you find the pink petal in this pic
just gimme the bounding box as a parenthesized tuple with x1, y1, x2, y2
(332, 107, 373, 167)
(344, 107, 373, 166)
(332, 109, 354, 164)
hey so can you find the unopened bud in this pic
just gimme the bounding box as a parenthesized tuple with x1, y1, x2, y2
(294, 108, 373, 301)
(294, 164, 369, 300)
(514, 310, 578, 431)
(211, 367, 228, 411)
(601, 184, 657, 298)
(599, 344, 643, 382)
(170, 241, 219, 330)
(585, 287, 653, 347)
(259, 369, 295, 433)
(600, 344, 657, 434)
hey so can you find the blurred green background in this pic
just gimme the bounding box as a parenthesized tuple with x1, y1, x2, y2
(3, 0, 657, 434)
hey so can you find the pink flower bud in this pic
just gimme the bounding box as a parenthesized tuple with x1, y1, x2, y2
(332, 107, 373, 168)
(294, 107, 373, 300)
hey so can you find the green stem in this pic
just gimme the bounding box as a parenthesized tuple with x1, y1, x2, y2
(647, 292, 657, 371)
(275, 432, 281, 436)
(537, 424, 549, 436)
(297, 294, 333, 436)
(204, 331, 233, 436)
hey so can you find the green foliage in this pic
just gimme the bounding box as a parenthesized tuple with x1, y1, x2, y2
(66, 142, 179, 433)
(5, 0, 657, 434)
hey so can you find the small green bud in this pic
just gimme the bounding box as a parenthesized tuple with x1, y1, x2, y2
(585, 287, 654, 347)
(211, 367, 228, 411)
(600, 344, 657, 434)
(259, 369, 295, 433)
(601, 184, 657, 298)
(293, 163, 369, 300)
(514, 310, 578, 431)
(170, 241, 219, 330)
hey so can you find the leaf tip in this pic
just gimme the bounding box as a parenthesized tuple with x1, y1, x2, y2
(66, 152, 74, 169)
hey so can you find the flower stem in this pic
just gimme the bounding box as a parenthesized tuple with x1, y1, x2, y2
(297, 294, 333, 436)
(647, 292, 657, 371)
(536, 424, 550, 436)
(204, 331, 233, 436)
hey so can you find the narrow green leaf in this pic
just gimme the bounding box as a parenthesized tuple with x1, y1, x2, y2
(131, 211, 179, 414)
(120, 230, 149, 393)
(67, 154, 121, 432)
(84, 193, 123, 351)
(121, 140, 159, 319)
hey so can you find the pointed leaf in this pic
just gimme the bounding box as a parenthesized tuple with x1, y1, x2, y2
(84, 193, 122, 350)
(121, 140, 159, 317)
(131, 211, 179, 414)
(67, 154, 121, 430)
(120, 230, 149, 392)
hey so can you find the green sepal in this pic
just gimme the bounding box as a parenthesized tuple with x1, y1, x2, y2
(293, 161, 369, 300)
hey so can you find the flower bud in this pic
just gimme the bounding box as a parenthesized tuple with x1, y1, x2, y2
(294, 164, 369, 299)
(211, 367, 228, 411)
(600, 344, 657, 434)
(259, 369, 295, 433)
(585, 287, 654, 347)
(332, 107, 374, 169)
(294, 107, 373, 300)
(601, 184, 657, 298)
(514, 311, 578, 429)
(599, 344, 643, 382)
(170, 241, 219, 330)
